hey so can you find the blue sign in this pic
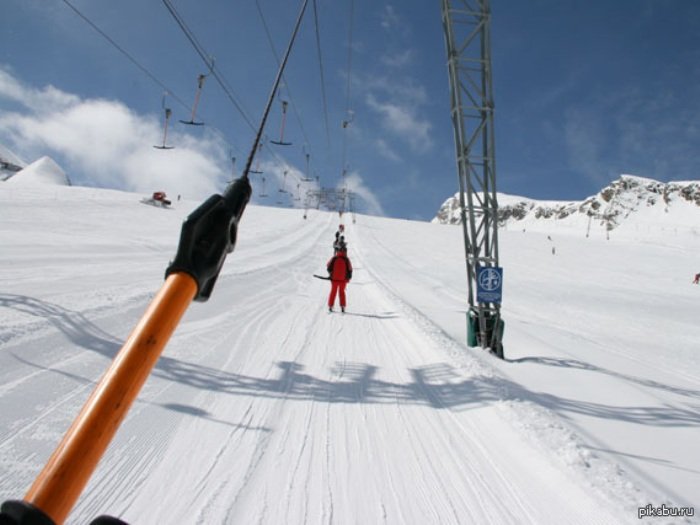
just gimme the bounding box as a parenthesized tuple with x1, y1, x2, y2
(476, 266, 503, 304)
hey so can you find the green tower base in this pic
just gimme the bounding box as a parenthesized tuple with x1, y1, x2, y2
(467, 309, 505, 358)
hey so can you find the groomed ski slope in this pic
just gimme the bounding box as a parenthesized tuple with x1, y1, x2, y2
(1, 185, 698, 524)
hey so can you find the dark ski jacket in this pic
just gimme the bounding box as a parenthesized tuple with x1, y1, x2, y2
(334, 232, 346, 252)
(327, 251, 352, 282)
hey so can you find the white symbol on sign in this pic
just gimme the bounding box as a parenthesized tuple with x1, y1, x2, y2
(479, 268, 501, 291)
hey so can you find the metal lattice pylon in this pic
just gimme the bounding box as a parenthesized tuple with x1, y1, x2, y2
(441, 0, 504, 357)
(306, 188, 355, 213)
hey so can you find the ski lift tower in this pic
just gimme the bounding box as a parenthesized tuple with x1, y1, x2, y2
(441, 0, 504, 358)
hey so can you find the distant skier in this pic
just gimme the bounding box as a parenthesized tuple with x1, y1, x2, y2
(326, 241, 352, 312)
(333, 224, 346, 251)
(693, 273, 700, 284)
(334, 233, 346, 252)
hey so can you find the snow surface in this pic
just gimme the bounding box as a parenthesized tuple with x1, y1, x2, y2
(4, 155, 71, 186)
(1, 184, 698, 524)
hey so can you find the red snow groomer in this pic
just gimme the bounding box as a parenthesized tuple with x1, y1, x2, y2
(141, 191, 172, 208)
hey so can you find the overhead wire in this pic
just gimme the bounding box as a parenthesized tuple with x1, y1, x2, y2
(64, 0, 326, 203)
(340, 0, 356, 193)
(59, 0, 245, 158)
(312, 0, 331, 146)
(240, 0, 311, 183)
(343, 0, 355, 117)
(162, 0, 316, 202)
(60, 0, 189, 112)
(162, 0, 258, 133)
(254, 0, 319, 195)
(254, 0, 313, 150)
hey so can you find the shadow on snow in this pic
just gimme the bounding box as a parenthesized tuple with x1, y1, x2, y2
(3, 293, 699, 429)
(154, 359, 700, 428)
(0, 293, 122, 357)
(507, 355, 700, 400)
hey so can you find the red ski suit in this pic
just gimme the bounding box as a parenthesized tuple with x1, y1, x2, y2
(326, 251, 352, 308)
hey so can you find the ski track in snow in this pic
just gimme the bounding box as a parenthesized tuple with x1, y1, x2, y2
(1, 186, 698, 524)
(352, 216, 699, 522)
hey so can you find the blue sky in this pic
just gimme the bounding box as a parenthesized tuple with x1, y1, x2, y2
(1, 0, 700, 220)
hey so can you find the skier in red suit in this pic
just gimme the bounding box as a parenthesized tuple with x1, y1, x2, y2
(327, 242, 353, 312)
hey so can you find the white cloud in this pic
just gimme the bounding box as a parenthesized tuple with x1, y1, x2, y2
(380, 5, 401, 31)
(374, 138, 401, 162)
(0, 68, 80, 112)
(563, 107, 609, 187)
(0, 69, 227, 200)
(341, 171, 385, 216)
(562, 84, 700, 185)
(349, 72, 433, 155)
(365, 93, 432, 152)
(357, 75, 428, 106)
(380, 50, 414, 69)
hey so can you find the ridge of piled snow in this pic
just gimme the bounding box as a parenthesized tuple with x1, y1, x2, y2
(4, 155, 72, 186)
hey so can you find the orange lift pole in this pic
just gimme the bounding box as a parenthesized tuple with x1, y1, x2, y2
(0, 0, 308, 521)
(24, 273, 197, 524)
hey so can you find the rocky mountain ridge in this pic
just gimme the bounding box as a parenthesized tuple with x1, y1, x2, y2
(433, 175, 700, 233)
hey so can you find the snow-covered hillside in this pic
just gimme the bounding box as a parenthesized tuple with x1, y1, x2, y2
(1, 142, 71, 186)
(434, 175, 700, 240)
(1, 183, 698, 524)
(4, 155, 72, 186)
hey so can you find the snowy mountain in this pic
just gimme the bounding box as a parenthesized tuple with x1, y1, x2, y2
(4, 155, 72, 186)
(434, 174, 700, 238)
(1, 182, 699, 524)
